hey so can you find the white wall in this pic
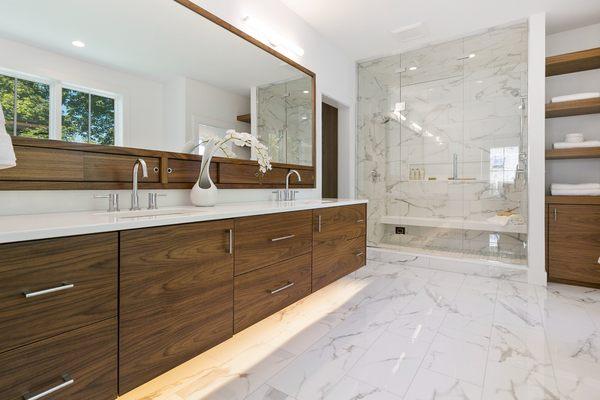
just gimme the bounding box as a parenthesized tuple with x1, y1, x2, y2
(545, 23, 600, 188)
(0, 1, 357, 215)
(527, 13, 547, 286)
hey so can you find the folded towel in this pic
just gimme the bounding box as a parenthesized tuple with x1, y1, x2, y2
(551, 189, 600, 196)
(553, 141, 600, 149)
(551, 183, 600, 191)
(551, 92, 600, 103)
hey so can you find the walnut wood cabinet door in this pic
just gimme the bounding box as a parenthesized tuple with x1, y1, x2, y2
(119, 220, 234, 394)
(548, 204, 600, 286)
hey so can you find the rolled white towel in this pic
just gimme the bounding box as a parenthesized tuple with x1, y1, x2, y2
(553, 141, 600, 149)
(565, 133, 584, 143)
(551, 92, 600, 103)
(551, 183, 600, 191)
(551, 189, 600, 196)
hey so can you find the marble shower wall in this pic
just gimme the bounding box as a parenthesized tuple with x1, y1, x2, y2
(256, 76, 312, 165)
(357, 22, 528, 262)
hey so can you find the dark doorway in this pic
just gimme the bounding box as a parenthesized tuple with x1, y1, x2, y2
(322, 102, 338, 198)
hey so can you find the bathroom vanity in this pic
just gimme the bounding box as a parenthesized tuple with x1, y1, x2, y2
(0, 200, 366, 399)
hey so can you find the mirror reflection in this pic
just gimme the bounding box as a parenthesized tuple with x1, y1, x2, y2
(0, 0, 314, 166)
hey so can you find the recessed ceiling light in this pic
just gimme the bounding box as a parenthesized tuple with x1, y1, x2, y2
(71, 40, 85, 48)
(408, 66, 418, 71)
(468, 53, 476, 58)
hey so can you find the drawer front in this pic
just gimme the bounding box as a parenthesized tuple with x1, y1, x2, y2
(234, 253, 312, 332)
(314, 204, 366, 242)
(0, 318, 117, 400)
(313, 235, 366, 292)
(235, 210, 313, 275)
(0, 233, 118, 354)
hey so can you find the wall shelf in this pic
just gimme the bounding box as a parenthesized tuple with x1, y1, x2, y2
(546, 147, 600, 160)
(545, 97, 600, 118)
(546, 47, 600, 76)
(379, 215, 527, 234)
(546, 195, 600, 205)
(236, 114, 251, 123)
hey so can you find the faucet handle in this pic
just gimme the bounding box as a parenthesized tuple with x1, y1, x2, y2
(148, 192, 167, 210)
(94, 193, 120, 212)
(272, 190, 283, 201)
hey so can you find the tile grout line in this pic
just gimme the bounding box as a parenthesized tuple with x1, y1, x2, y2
(479, 279, 500, 400)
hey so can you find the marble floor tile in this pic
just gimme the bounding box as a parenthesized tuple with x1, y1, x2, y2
(117, 262, 600, 400)
(347, 331, 431, 397)
(403, 368, 482, 400)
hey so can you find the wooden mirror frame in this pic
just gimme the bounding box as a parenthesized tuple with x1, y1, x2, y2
(0, 0, 316, 190)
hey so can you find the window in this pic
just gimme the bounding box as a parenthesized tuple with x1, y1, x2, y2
(0, 69, 121, 145)
(0, 73, 50, 139)
(62, 87, 115, 145)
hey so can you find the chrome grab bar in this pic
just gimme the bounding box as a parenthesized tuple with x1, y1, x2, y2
(269, 282, 295, 294)
(23, 283, 74, 299)
(271, 234, 295, 242)
(23, 374, 74, 400)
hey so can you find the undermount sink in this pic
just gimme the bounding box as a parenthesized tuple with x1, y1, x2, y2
(100, 208, 202, 220)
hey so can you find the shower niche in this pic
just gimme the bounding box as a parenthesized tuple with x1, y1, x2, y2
(357, 22, 529, 266)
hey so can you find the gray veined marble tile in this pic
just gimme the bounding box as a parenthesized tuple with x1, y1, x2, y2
(482, 362, 560, 400)
(404, 368, 482, 400)
(321, 376, 402, 400)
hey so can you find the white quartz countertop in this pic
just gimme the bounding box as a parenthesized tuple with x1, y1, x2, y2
(0, 198, 367, 244)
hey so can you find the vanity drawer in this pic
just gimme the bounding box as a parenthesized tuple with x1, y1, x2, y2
(314, 204, 366, 242)
(235, 210, 313, 275)
(234, 253, 311, 332)
(0, 233, 117, 354)
(0, 317, 117, 400)
(313, 235, 366, 291)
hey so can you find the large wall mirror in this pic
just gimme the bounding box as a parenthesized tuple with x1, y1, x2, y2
(0, 0, 315, 171)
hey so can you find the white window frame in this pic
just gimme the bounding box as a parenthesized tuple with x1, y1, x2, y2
(0, 67, 123, 146)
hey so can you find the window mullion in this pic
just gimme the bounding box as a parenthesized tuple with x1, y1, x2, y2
(12, 77, 17, 136)
(88, 92, 91, 143)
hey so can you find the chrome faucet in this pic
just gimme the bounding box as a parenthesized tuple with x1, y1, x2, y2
(273, 170, 301, 201)
(130, 158, 148, 211)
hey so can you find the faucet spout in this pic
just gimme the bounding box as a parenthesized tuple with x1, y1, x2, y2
(281, 169, 301, 201)
(131, 158, 148, 211)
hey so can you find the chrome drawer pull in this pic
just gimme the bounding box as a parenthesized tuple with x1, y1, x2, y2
(318, 215, 322, 233)
(269, 282, 295, 294)
(23, 374, 74, 400)
(271, 234, 295, 242)
(23, 283, 74, 299)
(356, 219, 365, 223)
(355, 252, 365, 257)
(228, 229, 233, 255)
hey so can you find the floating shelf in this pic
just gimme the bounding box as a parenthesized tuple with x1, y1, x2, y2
(546, 147, 600, 160)
(546, 47, 600, 76)
(545, 97, 600, 118)
(379, 215, 527, 234)
(546, 195, 600, 205)
(236, 114, 251, 123)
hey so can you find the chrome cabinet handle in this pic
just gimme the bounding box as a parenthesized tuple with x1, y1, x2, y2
(356, 219, 365, 223)
(271, 234, 295, 242)
(23, 374, 74, 400)
(228, 229, 233, 255)
(23, 283, 74, 299)
(317, 215, 322, 233)
(553, 208, 557, 221)
(355, 252, 365, 257)
(269, 282, 294, 294)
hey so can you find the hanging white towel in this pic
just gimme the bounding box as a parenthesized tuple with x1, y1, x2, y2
(551, 183, 600, 191)
(551, 92, 600, 103)
(553, 141, 600, 149)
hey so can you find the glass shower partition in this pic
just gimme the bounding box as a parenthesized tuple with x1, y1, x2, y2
(357, 22, 528, 266)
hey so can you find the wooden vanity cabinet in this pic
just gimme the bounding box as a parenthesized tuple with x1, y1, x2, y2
(0, 233, 118, 400)
(119, 220, 235, 394)
(547, 204, 600, 287)
(313, 204, 367, 291)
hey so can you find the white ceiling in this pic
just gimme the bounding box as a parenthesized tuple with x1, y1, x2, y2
(0, 0, 305, 94)
(280, 0, 600, 60)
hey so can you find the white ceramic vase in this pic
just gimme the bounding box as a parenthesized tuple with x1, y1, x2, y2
(190, 142, 218, 207)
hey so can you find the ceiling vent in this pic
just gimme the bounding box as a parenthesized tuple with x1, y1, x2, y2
(391, 22, 428, 42)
